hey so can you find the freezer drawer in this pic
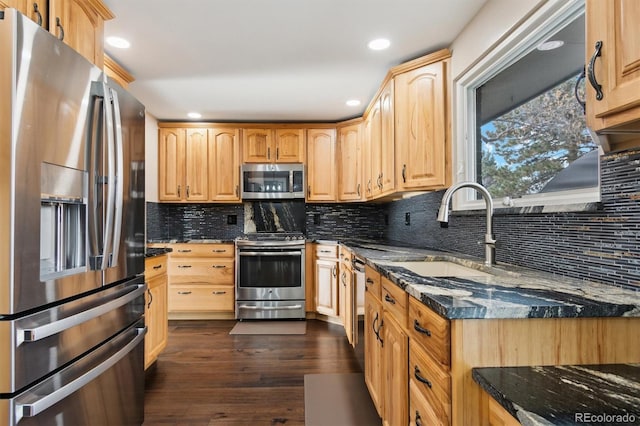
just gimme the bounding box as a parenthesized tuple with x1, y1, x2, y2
(0, 322, 146, 426)
(0, 278, 145, 394)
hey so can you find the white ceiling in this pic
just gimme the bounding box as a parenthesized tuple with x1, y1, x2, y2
(102, 0, 487, 122)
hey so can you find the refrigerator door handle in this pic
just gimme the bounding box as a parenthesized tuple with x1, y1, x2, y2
(87, 89, 105, 270)
(103, 83, 117, 271)
(108, 87, 124, 268)
(20, 284, 144, 343)
(17, 327, 147, 420)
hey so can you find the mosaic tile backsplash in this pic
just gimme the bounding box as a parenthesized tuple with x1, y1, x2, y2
(384, 149, 640, 288)
(147, 148, 639, 287)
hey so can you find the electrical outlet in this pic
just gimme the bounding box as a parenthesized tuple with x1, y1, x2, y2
(405, 212, 411, 225)
(227, 215, 237, 225)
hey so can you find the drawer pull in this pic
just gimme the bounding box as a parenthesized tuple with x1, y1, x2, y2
(384, 294, 396, 305)
(366, 278, 374, 285)
(177, 291, 192, 295)
(413, 319, 431, 337)
(177, 249, 192, 253)
(415, 411, 423, 426)
(213, 291, 227, 295)
(177, 265, 192, 268)
(320, 250, 332, 253)
(414, 366, 432, 388)
(213, 249, 227, 253)
(212, 265, 227, 268)
(152, 264, 163, 270)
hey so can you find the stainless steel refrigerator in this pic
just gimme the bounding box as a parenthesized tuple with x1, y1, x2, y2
(0, 9, 146, 426)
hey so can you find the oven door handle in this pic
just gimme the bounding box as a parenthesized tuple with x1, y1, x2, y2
(238, 251, 302, 256)
(238, 304, 303, 310)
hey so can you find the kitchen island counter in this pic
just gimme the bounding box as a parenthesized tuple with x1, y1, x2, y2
(472, 364, 640, 425)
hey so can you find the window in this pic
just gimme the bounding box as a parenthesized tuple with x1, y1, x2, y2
(454, 0, 600, 211)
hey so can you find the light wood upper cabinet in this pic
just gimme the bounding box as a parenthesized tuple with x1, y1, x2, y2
(275, 129, 305, 162)
(208, 128, 241, 202)
(306, 128, 337, 202)
(365, 99, 382, 198)
(158, 126, 240, 203)
(242, 128, 272, 163)
(184, 129, 209, 201)
(379, 80, 395, 195)
(48, 0, 113, 68)
(338, 122, 363, 201)
(395, 60, 448, 190)
(2, 1, 48, 25)
(586, 0, 640, 152)
(2, 0, 112, 67)
(242, 128, 305, 163)
(158, 128, 186, 201)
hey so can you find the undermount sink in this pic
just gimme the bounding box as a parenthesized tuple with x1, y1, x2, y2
(392, 261, 491, 278)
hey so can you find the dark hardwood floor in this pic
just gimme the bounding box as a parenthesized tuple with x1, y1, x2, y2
(143, 319, 365, 425)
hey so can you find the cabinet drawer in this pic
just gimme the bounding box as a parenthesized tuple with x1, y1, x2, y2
(315, 244, 338, 258)
(408, 296, 450, 367)
(364, 265, 381, 301)
(169, 259, 234, 284)
(170, 243, 234, 258)
(381, 277, 408, 327)
(168, 285, 234, 312)
(339, 245, 352, 263)
(145, 255, 167, 280)
(409, 379, 443, 426)
(409, 341, 451, 425)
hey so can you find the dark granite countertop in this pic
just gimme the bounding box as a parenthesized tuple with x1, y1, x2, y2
(338, 240, 640, 320)
(472, 364, 640, 425)
(147, 239, 235, 244)
(145, 247, 172, 258)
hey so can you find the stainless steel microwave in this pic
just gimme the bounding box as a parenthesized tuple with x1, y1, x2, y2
(241, 164, 305, 199)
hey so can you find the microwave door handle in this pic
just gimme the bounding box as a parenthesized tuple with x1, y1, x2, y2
(289, 170, 294, 193)
(108, 88, 124, 268)
(87, 84, 105, 270)
(18, 326, 146, 419)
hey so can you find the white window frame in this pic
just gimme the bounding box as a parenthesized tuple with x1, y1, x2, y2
(452, 0, 600, 212)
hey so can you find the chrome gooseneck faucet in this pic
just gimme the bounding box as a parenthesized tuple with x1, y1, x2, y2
(437, 182, 496, 266)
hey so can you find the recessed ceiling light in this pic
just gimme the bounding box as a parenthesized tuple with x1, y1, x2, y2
(187, 112, 202, 119)
(368, 38, 390, 51)
(537, 40, 564, 51)
(346, 99, 361, 107)
(106, 36, 131, 49)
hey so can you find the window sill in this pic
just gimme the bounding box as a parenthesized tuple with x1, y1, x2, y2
(451, 202, 602, 217)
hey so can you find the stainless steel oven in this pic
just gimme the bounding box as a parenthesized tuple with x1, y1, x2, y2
(235, 234, 306, 319)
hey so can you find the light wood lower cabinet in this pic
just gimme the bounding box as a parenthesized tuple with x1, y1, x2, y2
(314, 244, 339, 317)
(364, 267, 640, 425)
(144, 254, 168, 369)
(166, 243, 235, 317)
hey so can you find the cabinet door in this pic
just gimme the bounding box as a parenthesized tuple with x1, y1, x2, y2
(275, 129, 305, 163)
(368, 99, 383, 198)
(3, 0, 48, 26)
(306, 129, 337, 202)
(158, 128, 186, 201)
(242, 128, 273, 163)
(185, 129, 209, 201)
(315, 259, 338, 316)
(338, 123, 363, 201)
(49, 0, 112, 67)
(364, 291, 383, 417)
(383, 313, 408, 426)
(380, 80, 395, 195)
(208, 128, 240, 202)
(145, 274, 168, 369)
(586, 0, 640, 130)
(395, 61, 447, 189)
